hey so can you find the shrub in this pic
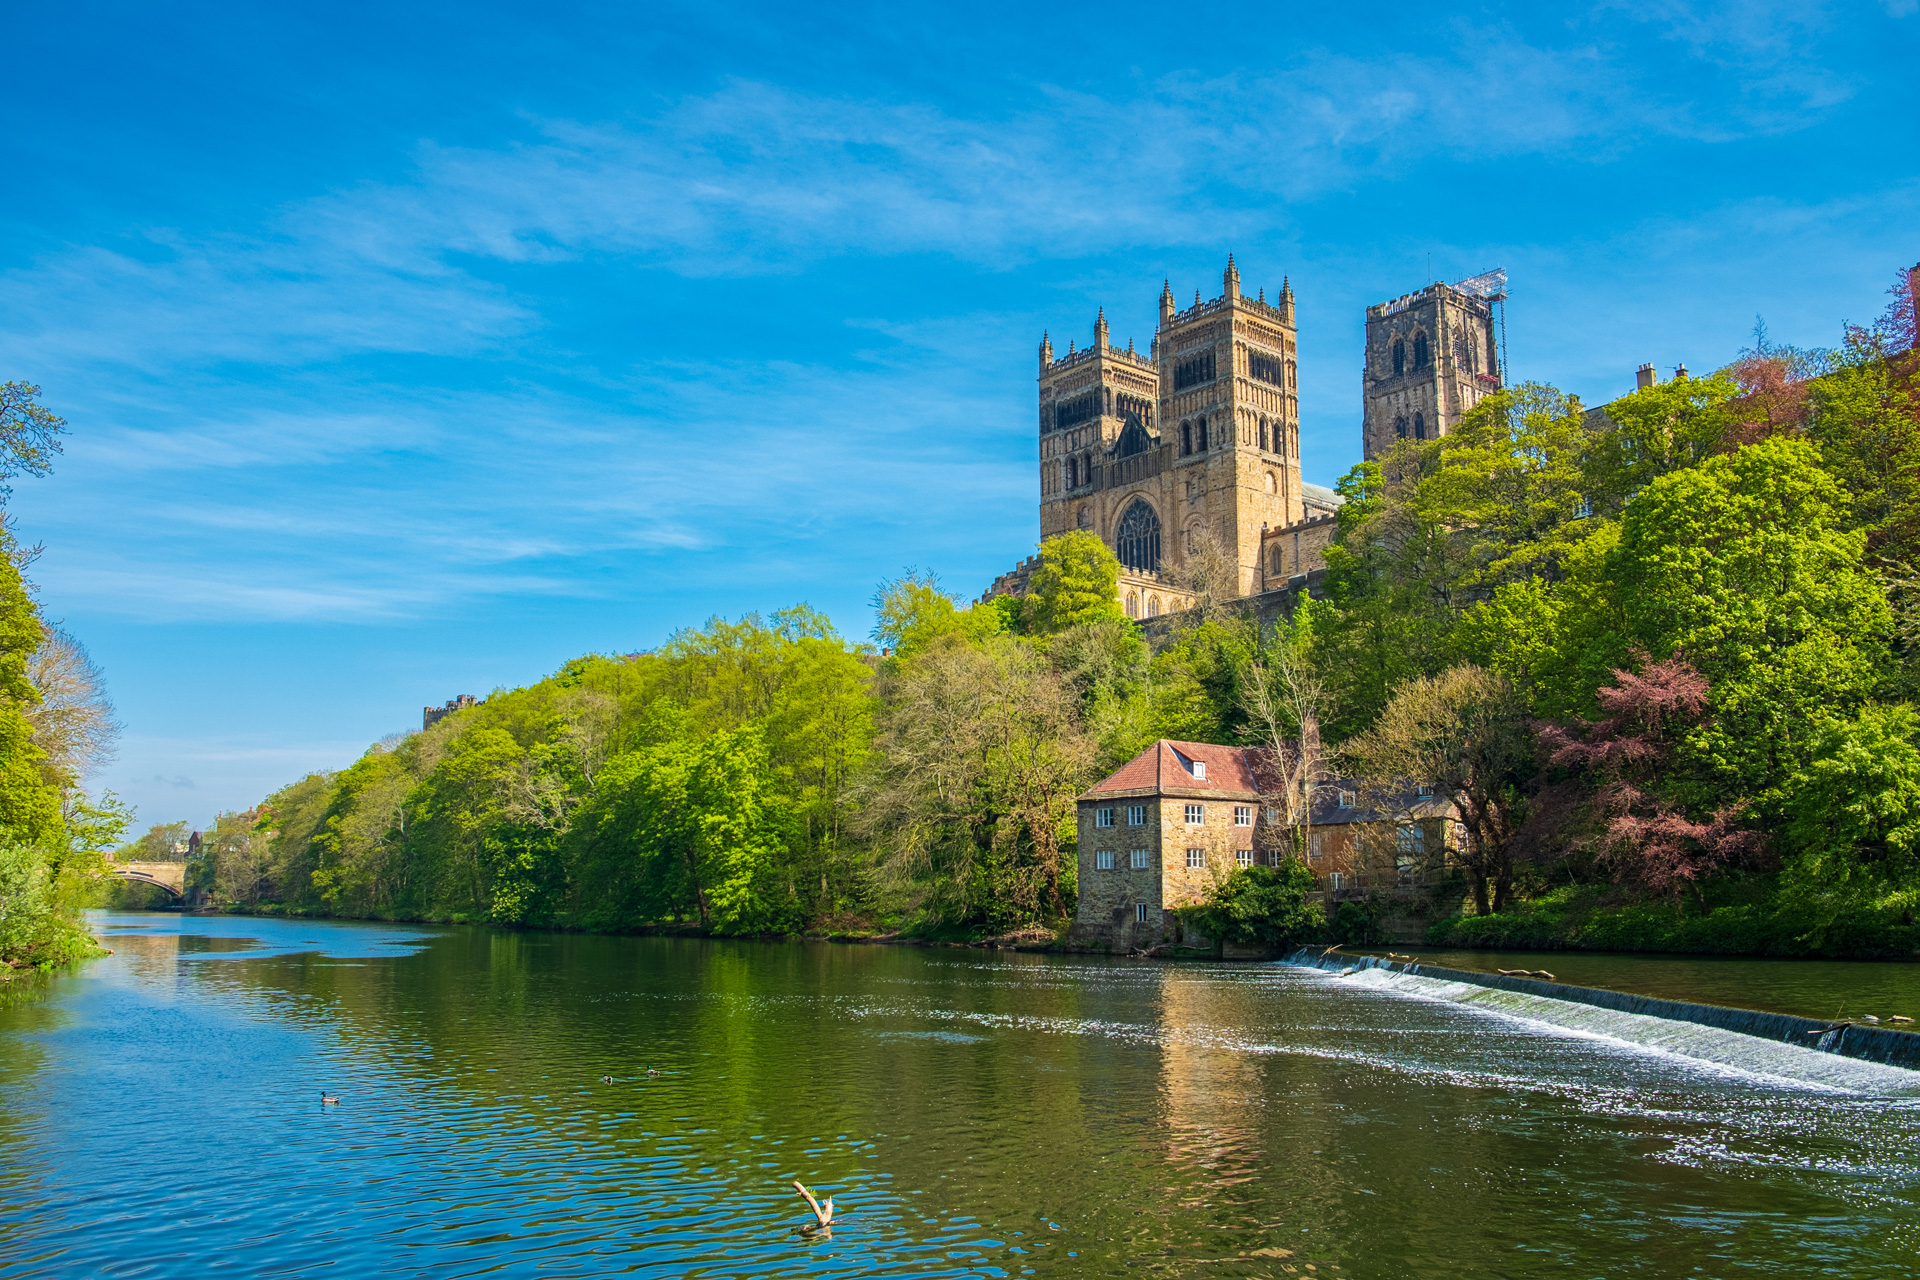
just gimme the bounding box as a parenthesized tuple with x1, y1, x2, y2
(1179, 859, 1324, 948)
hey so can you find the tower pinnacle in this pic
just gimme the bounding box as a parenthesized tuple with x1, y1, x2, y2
(1224, 254, 1240, 300)
(1095, 307, 1109, 349)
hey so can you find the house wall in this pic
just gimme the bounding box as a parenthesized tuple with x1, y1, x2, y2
(1074, 796, 1164, 941)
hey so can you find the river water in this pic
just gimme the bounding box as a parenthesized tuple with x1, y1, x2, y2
(2, 914, 1918, 1278)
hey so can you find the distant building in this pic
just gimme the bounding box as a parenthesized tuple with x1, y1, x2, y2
(423, 694, 478, 731)
(1067, 739, 1460, 949)
(1361, 273, 1505, 460)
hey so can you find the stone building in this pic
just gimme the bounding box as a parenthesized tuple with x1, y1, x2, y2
(1068, 740, 1285, 948)
(1360, 273, 1505, 460)
(1021, 258, 1341, 619)
(1301, 780, 1458, 898)
(423, 694, 478, 731)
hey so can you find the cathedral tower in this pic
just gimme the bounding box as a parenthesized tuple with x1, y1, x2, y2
(1361, 272, 1504, 460)
(1035, 257, 1305, 614)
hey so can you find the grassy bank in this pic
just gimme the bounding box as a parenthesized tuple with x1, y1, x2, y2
(1431, 880, 1920, 960)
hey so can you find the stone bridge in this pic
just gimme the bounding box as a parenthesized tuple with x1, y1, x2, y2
(111, 861, 187, 899)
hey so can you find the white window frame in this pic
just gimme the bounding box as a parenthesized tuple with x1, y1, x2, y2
(1186, 848, 1207, 869)
(1130, 849, 1149, 870)
(1135, 902, 1149, 922)
(1184, 803, 1204, 825)
(1126, 804, 1146, 826)
(1236, 849, 1253, 868)
(1095, 806, 1114, 828)
(1191, 760, 1207, 780)
(1233, 805, 1253, 827)
(1338, 790, 1356, 809)
(1095, 849, 1115, 870)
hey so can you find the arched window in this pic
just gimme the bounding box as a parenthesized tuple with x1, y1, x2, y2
(1067, 457, 1078, 488)
(1395, 414, 1408, 439)
(1265, 472, 1276, 494)
(1392, 339, 1405, 376)
(1197, 417, 1209, 451)
(1413, 333, 1430, 369)
(1147, 596, 1161, 618)
(1115, 500, 1162, 574)
(1269, 545, 1283, 574)
(1414, 411, 1426, 440)
(1126, 592, 1139, 619)
(1181, 422, 1192, 455)
(1077, 505, 1092, 530)
(1259, 419, 1269, 452)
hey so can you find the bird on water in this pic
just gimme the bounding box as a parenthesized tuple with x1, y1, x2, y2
(320, 1091, 340, 1105)
(601, 1075, 614, 1084)
(646, 1066, 659, 1077)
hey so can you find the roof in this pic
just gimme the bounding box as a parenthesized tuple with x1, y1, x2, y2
(1301, 481, 1345, 510)
(1082, 739, 1263, 800)
(1310, 778, 1454, 826)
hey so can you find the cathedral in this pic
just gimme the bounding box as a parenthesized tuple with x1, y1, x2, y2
(989, 259, 1504, 616)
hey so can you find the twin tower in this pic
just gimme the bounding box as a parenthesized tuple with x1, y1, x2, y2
(1026, 258, 1503, 617)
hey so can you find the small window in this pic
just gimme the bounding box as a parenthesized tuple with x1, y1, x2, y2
(1309, 833, 1325, 861)
(1191, 760, 1207, 781)
(1236, 849, 1253, 868)
(1397, 824, 1427, 855)
(1095, 850, 1115, 870)
(1186, 848, 1207, 869)
(1184, 803, 1204, 825)
(1135, 902, 1149, 922)
(1096, 807, 1114, 828)
(1130, 849, 1149, 870)
(1338, 791, 1355, 809)
(1126, 805, 1146, 826)
(1233, 805, 1253, 827)
(1264, 806, 1280, 825)
(1416, 784, 1434, 797)
(1414, 412, 1426, 440)
(1330, 872, 1348, 892)
(1197, 417, 1209, 451)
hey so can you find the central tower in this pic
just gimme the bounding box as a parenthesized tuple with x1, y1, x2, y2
(1035, 257, 1305, 613)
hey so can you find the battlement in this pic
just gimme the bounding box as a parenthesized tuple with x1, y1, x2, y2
(423, 693, 479, 731)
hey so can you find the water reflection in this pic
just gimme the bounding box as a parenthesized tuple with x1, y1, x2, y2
(1, 914, 1917, 1278)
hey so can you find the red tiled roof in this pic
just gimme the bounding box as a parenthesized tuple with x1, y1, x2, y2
(1083, 739, 1263, 798)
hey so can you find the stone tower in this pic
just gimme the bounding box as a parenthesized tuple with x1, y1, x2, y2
(1361, 277, 1503, 460)
(1035, 257, 1305, 613)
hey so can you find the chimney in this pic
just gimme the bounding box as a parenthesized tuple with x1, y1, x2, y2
(1636, 363, 1657, 391)
(1674, 363, 1689, 381)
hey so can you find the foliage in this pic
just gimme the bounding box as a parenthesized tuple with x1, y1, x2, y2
(1346, 665, 1533, 915)
(1024, 532, 1127, 634)
(0, 383, 66, 501)
(1178, 859, 1323, 949)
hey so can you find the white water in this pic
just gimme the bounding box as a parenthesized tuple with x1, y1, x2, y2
(1292, 957, 1920, 1097)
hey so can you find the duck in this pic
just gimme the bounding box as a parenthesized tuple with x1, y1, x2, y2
(600, 1075, 614, 1084)
(320, 1091, 341, 1105)
(646, 1066, 659, 1077)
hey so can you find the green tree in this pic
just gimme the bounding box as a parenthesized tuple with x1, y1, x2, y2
(1178, 859, 1323, 949)
(1024, 532, 1126, 634)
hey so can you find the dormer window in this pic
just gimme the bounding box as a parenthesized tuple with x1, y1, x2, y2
(1338, 790, 1356, 809)
(1191, 760, 1207, 781)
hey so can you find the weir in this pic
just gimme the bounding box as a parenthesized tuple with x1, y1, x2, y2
(1286, 949, 1920, 1074)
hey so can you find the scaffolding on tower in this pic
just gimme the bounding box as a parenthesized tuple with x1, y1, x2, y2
(1451, 267, 1509, 389)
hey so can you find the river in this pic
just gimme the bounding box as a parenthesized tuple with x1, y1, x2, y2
(2, 913, 1917, 1277)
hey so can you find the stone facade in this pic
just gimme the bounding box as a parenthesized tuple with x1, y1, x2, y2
(1069, 740, 1279, 948)
(1029, 258, 1317, 616)
(1361, 278, 1504, 460)
(423, 694, 478, 731)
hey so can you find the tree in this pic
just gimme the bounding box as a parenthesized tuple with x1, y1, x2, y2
(0, 383, 65, 501)
(1024, 532, 1126, 634)
(1178, 859, 1324, 949)
(860, 636, 1093, 928)
(1537, 655, 1763, 902)
(871, 572, 1002, 658)
(1239, 601, 1330, 862)
(0, 544, 60, 848)
(1783, 704, 1920, 894)
(25, 628, 119, 792)
(1348, 665, 1535, 915)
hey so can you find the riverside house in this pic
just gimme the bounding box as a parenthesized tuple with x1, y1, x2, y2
(1068, 739, 1460, 948)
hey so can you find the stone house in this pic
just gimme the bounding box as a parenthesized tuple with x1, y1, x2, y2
(1068, 742, 1460, 947)
(1301, 779, 1458, 899)
(1068, 739, 1290, 948)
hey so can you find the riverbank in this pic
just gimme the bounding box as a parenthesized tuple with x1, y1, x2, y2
(1430, 881, 1920, 960)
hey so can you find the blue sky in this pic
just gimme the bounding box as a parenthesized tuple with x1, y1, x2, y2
(6, 0, 1917, 826)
